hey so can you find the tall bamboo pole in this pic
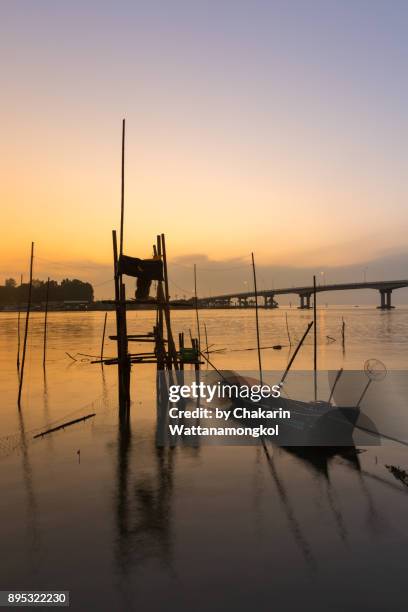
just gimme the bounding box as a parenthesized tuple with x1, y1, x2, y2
(285, 312, 292, 348)
(251, 252, 262, 384)
(204, 322, 210, 361)
(120, 118, 125, 258)
(113, 230, 124, 406)
(18, 243, 34, 407)
(116, 118, 130, 410)
(42, 276, 50, 368)
(156, 235, 167, 370)
(100, 311, 108, 363)
(280, 321, 314, 387)
(161, 233, 178, 370)
(313, 275, 317, 401)
(17, 273, 23, 371)
(194, 264, 201, 352)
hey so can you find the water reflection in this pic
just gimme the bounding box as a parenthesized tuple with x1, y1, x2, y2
(17, 407, 40, 562)
(114, 405, 177, 578)
(261, 440, 316, 568)
(3, 310, 408, 610)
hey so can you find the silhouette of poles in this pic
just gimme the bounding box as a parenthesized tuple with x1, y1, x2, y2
(43, 277, 50, 368)
(280, 321, 314, 386)
(17, 273, 23, 371)
(313, 275, 317, 401)
(160, 233, 178, 369)
(194, 263, 201, 352)
(100, 312, 108, 363)
(251, 252, 262, 384)
(120, 118, 125, 258)
(341, 317, 346, 352)
(18, 242, 34, 407)
(285, 312, 292, 348)
(113, 230, 129, 412)
(114, 119, 131, 413)
(204, 322, 210, 361)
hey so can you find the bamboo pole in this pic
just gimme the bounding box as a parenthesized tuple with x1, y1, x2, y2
(204, 322, 210, 362)
(285, 312, 292, 348)
(341, 317, 345, 350)
(313, 275, 317, 401)
(113, 119, 130, 410)
(120, 281, 130, 407)
(113, 230, 126, 408)
(251, 252, 262, 384)
(280, 321, 313, 387)
(120, 118, 125, 258)
(194, 264, 201, 352)
(155, 235, 171, 370)
(18, 242, 34, 407)
(100, 311, 108, 363)
(178, 332, 184, 371)
(43, 277, 50, 368)
(17, 273, 23, 371)
(328, 368, 343, 404)
(160, 233, 178, 370)
(156, 235, 167, 369)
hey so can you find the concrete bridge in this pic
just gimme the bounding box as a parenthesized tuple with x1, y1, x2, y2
(192, 279, 408, 310)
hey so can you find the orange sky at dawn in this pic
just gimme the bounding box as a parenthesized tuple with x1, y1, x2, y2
(2, 2, 408, 298)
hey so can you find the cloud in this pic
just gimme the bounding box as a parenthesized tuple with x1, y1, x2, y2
(2, 250, 408, 304)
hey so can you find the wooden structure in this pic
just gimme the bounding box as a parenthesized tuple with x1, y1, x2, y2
(91, 121, 201, 412)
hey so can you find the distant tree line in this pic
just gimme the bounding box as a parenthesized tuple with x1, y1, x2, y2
(0, 278, 94, 305)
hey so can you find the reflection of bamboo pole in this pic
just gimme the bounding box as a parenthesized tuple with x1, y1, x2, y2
(43, 277, 50, 368)
(18, 243, 34, 407)
(100, 312, 108, 363)
(261, 439, 314, 566)
(17, 273, 23, 371)
(251, 252, 262, 384)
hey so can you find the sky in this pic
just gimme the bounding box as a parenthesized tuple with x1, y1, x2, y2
(1, 1, 408, 300)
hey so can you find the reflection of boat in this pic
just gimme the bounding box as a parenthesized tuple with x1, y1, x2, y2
(222, 371, 360, 447)
(385, 465, 408, 488)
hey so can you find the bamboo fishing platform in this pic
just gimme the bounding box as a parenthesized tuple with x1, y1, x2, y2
(92, 120, 201, 413)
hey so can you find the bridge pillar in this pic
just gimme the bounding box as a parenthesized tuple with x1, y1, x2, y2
(378, 289, 394, 310)
(299, 293, 311, 309)
(263, 295, 277, 308)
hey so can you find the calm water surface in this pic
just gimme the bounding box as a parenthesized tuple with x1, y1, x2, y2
(1, 307, 408, 611)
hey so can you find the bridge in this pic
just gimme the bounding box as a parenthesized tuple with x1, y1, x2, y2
(190, 279, 408, 310)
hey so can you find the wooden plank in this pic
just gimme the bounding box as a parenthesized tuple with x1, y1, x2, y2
(33, 413, 96, 438)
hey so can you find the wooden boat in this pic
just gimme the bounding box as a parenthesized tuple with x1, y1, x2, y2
(221, 371, 360, 447)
